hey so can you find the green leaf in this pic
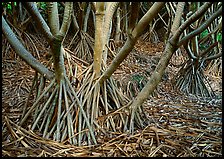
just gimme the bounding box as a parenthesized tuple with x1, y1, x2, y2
(216, 32, 222, 42)
(200, 29, 209, 38)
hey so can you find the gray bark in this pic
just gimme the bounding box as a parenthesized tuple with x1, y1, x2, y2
(2, 16, 54, 80)
(22, 2, 54, 43)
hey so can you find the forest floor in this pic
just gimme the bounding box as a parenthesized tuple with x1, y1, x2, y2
(2, 34, 222, 157)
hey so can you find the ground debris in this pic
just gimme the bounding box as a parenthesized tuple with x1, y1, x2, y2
(2, 36, 222, 157)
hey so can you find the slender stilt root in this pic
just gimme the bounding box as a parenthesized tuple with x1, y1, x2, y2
(20, 64, 147, 145)
(175, 60, 216, 98)
(76, 64, 147, 138)
(68, 30, 94, 63)
(20, 74, 97, 145)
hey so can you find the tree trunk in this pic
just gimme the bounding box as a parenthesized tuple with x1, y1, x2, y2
(129, 42, 177, 130)
(102, 2, 119, 63)
(100, 35, 137, 82)
(22, 2, 54, 43)
(47, 2, 73, 83)
(50, 37, 66, 83)
(129, 2, 185, 132)
(93, 2, 104, 77)
(59, 2, 73, 37)
(83, 2, 91, 32)
(128, 2, 220, 132)
(115, 6, 121, 42)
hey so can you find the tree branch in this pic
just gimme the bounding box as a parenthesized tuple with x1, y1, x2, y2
(2, 16, 54, 80)
(170, 2, 213, 45)
(200, 41, 218, 58)
(102, 2, 119, 62)
(204, 52, 222, 61)
(178, 6, 222, 47)
(132, 2, 165, 38)
(47, 2, 60, 36)
(59, 2, 73, 36)
(60, 2, 80, 31)
(170, 2, 185, 36)
(100, 2, 165, 83)
(22, 2, 54, 43)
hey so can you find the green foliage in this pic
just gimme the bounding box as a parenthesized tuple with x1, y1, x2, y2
(200, 29, 209, 39)
(199, 29, 222, 49)
(37, 2, 47, 10)
(2, 2, 17, 14)
(216, 32, 222, 42)
(200, 29, 222, 42)
(131, 74, 147, 90)
(131, 74, 145, 83)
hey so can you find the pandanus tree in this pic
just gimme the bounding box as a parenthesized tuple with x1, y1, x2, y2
(174, 2, 222, 98)
(3, 2, 97, 145)
(2, 2, 162, 145)
(97, 2, 166, 132)
(204, 2, 222, 77)
(67, 2, 95, 63)
(127, 2, 222, 132)
(73, 2, 131, 144)
(3, 2, 165, 145)
(65, 2, 166, 144)
(3, 2, 221, 146)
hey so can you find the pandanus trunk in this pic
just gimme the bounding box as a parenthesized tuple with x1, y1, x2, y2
(48, 2, 73, 82)
(93, 2, 104, 77)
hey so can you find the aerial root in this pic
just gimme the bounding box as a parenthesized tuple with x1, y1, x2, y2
(20, 73, 97, 145)
(175, 60, 215, 97)
(20, 63, 148, 145)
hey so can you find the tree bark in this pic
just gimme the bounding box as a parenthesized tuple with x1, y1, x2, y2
(94, 2, 104, 77)
(83, 2, 91, 32)
(115, 6, 121, 42)
(129, 2, 185, 132)
(132, 2, 165, 38)
(171, 2, 213, 45)
(47, 2, 60, 36)
(178, 5, 222, 47)
(102, 2, 119, 63)
(59, 2, 73, 37)
(128, 2, 220, 132)
(100, 35, 137, 83)
(170, 2, 185, 35)
(129, 42, 176, 115)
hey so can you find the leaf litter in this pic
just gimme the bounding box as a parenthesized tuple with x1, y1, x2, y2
(2, 35, 222, 157)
